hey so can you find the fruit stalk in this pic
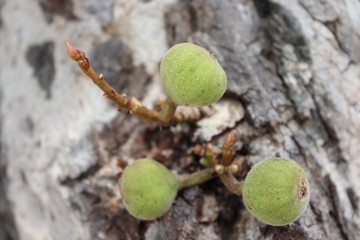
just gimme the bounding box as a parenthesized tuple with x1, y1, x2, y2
(177, 168, 216, 190)
(159, 98, 178, 123)
(218, 173, 244, 196)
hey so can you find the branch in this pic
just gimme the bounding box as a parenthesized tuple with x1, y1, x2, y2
(66, 41, 200, 124)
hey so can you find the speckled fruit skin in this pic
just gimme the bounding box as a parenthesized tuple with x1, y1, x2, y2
(243, 158, 310, 226)
(160, 43, 227, 106)
(119, 159, 179, 220)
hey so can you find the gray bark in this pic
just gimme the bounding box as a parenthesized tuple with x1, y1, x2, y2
(1, 0, 360, 239)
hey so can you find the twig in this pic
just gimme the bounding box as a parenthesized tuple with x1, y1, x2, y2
(66, 41, 201, 124)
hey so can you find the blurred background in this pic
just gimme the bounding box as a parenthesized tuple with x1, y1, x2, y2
(0, 0, 360, 239)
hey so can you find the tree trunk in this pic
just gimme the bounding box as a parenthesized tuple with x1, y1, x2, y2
(1, 0, 360, 239)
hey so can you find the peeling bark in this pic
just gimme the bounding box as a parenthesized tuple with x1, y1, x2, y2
(0, 0, 359, 240)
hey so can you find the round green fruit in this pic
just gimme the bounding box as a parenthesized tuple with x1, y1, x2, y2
(243, 158, 310, 226)
(119, 158, 179, 220)
(160, 43, 227, 107)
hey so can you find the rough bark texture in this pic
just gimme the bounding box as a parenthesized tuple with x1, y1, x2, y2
(1, 0, 360, 240)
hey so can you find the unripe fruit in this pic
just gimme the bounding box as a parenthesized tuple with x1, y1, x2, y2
(243, 158, 310, 226)
(160, 43, 227, 107)
(119, 159, 179, 220)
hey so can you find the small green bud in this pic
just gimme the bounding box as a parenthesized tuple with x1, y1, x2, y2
(243, 158, 310, 226)
(119, 159, 179, 220)
(160, 43, 227, 107)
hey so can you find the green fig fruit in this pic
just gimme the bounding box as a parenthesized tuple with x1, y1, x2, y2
(119, 158, 179, 220)
(243, 158, 310, 226)
(160, 43, 227, 107)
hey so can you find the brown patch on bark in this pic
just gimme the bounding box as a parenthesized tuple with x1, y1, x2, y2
(39, 0, 77, 23)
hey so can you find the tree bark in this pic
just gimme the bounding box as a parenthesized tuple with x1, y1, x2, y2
(1, 0, 360, 239)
